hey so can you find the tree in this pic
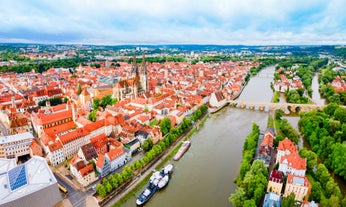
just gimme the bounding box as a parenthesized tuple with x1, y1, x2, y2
(77, 84, 82, 95)
(159, 117, 172, 135)
(93, 98, 101, 110)
(88, 110, 97, 122)
(328, 195, 341, 207)
(334, 108, 346, 123)
(341, 196, 346, 207)
(330, 143, 346, 180)
(104, 180, 113, 193)
(100, 95, 115, 109)
(229, 187, 246, 207)
(115, 173, 123, 184)
(315, 164, 331, 187)
(325, 180, 337, 198)
(309, 181, 322, 202)
(133, 160, 143, 171)
(109, 174, 119, 189)
(121, 165, 134, 180)
(96, 183, 106, 197)
(275, 109, 283, 120)
(141, 138, 153, 152)
(299, 148, 317, 172)
(281, 192, 296, 207)
(243, 199, 256, 207)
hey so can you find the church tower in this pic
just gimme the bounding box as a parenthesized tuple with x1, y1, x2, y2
(132, 51, 139, 77)
(140, 54, 148, 93)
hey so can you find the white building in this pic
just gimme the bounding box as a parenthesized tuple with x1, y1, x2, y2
(209, 91, 227, 108)
(107, 148, 127, 171)
(0, 132, 34, 161)
(0, 156, 62, 207)
(276, 138, 297, 164)
(278, 151, 306, 177)
(70, 155, 97, 187)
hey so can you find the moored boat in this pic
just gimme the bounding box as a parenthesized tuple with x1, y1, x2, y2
(136, 183, 158, 206)
(150, 164, 174, 189)
(136, 164, 174, 205)
(173, 140, 191, 161)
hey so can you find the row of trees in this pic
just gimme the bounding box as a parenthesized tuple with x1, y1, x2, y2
(309, 163, 345, 206)
(0, 51, 30, 62)
(299, 103, 346, 182)
(0, 57, 87, 74)
(38, 97, 66, 106)
(125, 55, 186, 63)
(274, 109, 300, 146)
(230, 160, 268, 207)
(95, 104, 208, 198)
(236, 123, 260, 182)
(229, 123, 268, 207)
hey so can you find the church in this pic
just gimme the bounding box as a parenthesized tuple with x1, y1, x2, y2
(113, 52, 148, 101)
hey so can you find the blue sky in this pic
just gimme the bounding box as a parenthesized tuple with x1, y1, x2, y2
(0, 0, 345, 45)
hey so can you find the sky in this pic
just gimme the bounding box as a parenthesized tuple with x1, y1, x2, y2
(0, 0, 346, 45)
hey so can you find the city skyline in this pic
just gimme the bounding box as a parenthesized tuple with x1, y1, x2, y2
(0, 0, 346, 45)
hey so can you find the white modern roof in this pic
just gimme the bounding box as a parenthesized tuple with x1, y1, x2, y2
(0, 158, 16, 175)
(0, 156, 57, 205)
(0, 132, 34, 145)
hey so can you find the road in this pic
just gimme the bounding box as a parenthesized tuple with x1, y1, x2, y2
(54, 173, 95, 207)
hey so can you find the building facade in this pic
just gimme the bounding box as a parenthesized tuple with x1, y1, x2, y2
(0, 132, 34, 161)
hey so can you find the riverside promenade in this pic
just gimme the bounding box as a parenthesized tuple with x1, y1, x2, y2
(101, 114, 208, 207)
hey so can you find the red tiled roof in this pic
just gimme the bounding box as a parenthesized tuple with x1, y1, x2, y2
(280, 151, 306, 170)
(96, 154, 105, 169)
(79, 164, 94, 177)
(59, 128, 87, 144)
(51, 103, 67, 112)
(107, 148, 125, 161)
(269, 170, 284, 183)
(40, 132, 55, 146)
(261, 132, 274, 147)
(37, 109, 73, 125)
(44, 121, 77, 137)
(84, 119, 104, 132)
(277, 138, 297, 153)
(90, 133, 108, 154)
(48, 141, 63, 152)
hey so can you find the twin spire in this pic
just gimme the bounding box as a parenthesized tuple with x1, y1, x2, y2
(132, 51, 147, 77)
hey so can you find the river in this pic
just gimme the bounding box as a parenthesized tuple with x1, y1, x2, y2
(120, 66, 275, 207)
(311, 73, 325, 105)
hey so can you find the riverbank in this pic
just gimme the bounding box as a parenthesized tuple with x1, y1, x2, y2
(103, 114, 209, 207)
(118, 65, 275, 207)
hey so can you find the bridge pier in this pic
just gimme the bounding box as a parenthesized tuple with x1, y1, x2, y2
(226, 101, 326, 112)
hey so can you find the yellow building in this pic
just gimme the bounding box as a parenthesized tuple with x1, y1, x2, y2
(284, 174, 310, 201)
(267, 170, 284, 195)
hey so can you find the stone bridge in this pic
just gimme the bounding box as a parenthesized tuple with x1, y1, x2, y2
(228, 100, 325, 113)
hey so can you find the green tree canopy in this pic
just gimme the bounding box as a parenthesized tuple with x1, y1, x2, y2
(159, 117, 172, 135)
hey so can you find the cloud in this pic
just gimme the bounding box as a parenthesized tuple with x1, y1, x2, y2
(0, 0, 345, 45)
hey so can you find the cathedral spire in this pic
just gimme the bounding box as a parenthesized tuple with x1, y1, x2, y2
(142, 54, 146, 74)
(132, 51, 139, 77)
(141, 54, 148, 92)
